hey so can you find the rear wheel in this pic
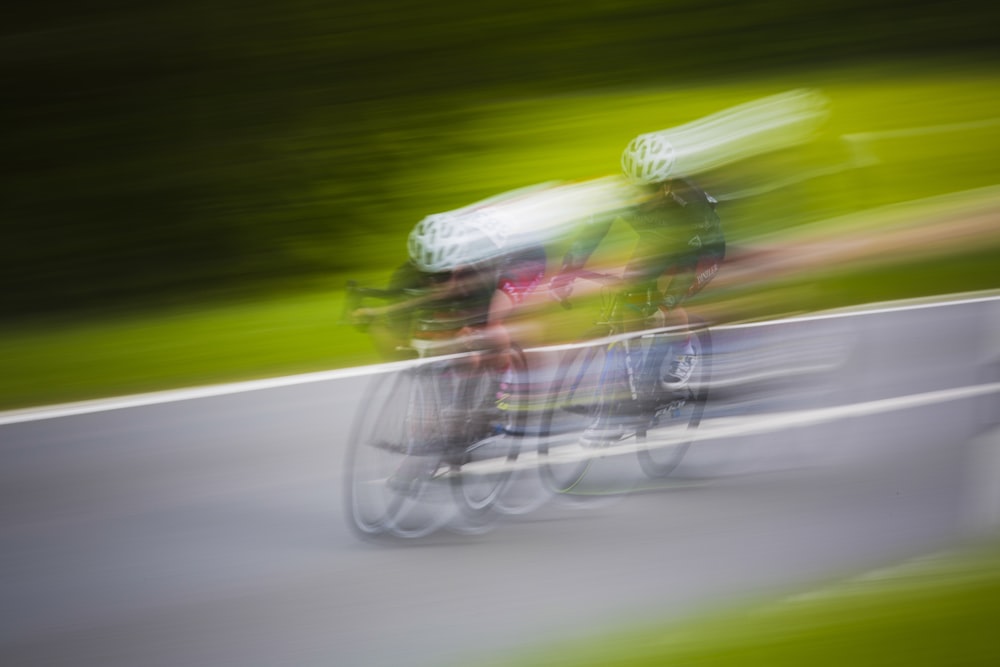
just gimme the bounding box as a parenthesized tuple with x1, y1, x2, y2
(538, 339, 624, 494)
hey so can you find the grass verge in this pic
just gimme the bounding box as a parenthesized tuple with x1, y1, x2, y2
(489, 541, 1000, 667)
(2, 65, 999, 411)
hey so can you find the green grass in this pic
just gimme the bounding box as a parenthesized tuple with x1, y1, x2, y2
(482, 543, 1000, 667)
(0, 284, 383, 409)
(2, 63, 999, 411)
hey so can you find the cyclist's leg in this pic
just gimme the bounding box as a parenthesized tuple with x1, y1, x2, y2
(657, 247, 724, 386)
(476, 244, 547, 425)
(619, 247, 681, 414)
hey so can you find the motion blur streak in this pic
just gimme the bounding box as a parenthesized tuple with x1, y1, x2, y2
(399, 90, 830, 264)
(3, 1, 999, 665)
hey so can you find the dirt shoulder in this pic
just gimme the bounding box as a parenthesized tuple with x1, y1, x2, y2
(693, 187, 1000, 321)
(720, 188, 1000, 290)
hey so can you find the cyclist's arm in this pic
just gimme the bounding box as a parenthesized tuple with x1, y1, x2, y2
(460, 288, 511, 345)
(488, 286, 516, 345)
(352, 273, 471, 321)
(560, 213, 614, 273)
(352, 290, 433, 321)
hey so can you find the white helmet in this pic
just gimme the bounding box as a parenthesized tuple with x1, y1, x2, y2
(621, 133, 676, 184)
(407, 209, 509, 273)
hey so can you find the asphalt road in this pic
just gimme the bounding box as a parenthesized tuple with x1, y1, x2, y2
(2, 296, 998, 667)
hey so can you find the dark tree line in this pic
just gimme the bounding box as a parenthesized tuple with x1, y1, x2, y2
(3, 0, 995, 318)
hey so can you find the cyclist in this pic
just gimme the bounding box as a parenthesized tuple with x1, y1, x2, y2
(352, 176, 636, 362)
(551, 133, 725, 434)
(350, 208, 547, 489)
(353, 208, 547, 365)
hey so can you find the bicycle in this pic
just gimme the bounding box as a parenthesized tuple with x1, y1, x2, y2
(538, 271, 712, 495)
(342, 281, 534, 539)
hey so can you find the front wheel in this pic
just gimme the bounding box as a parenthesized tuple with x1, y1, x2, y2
(344, 369, 455, 539)
(636, 322, 712, 478)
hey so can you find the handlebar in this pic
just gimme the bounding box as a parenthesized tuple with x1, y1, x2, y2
(548, 269, 626, 310)
(340, 281, 409, 328)
(341, 280, 485, 338)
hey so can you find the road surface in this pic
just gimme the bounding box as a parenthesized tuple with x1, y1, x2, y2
(1, 295, 998, 667)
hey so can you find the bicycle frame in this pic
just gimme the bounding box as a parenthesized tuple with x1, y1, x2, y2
(538, 274, 712, 490)
(587, 279, 679, 413)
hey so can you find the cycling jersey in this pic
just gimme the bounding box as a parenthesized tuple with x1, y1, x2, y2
(390, 245, 547, 330)
(562, 178, 725, 309)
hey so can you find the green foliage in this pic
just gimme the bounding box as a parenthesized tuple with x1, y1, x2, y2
(1, 67, 999, 410)
(3, 2, 997, 317)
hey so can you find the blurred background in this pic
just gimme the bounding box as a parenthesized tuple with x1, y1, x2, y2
(2, 0, 999, 406)
(3, 4, 1000, 667)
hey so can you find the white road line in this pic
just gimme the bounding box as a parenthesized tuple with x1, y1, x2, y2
(0, 362, 411, 427)
(651, 382, 1000, 448)
(458, 381, 1000, 476)
(1, 291, 998, 426)
(723, 291, 1000, 330)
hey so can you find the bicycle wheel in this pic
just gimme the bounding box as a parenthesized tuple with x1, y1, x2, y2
(448, 346, 529, 523)
(344, 368, 455, 539)
(538, 338, 627, 494)
(636, 323, 712, 478)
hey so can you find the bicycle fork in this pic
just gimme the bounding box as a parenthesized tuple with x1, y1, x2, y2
(620, 339, 640, 402)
